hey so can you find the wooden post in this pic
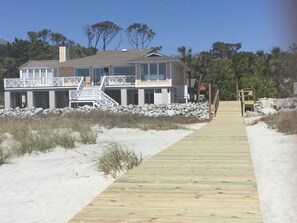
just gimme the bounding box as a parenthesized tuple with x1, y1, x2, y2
(208, 83, 212, 122)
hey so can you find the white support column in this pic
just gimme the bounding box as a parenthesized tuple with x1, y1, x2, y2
(4, 91, 11, 110)
(27, 91, 34, 109)
(49, 90, 56, 110)
(162, 88, 168, 104)
(121, 89, 128, 106)
(138, 89, 145, 106)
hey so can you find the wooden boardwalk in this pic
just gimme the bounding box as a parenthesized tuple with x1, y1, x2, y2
(69, 101, 263, 223)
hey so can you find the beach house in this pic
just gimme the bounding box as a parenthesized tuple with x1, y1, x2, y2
(4, 47, 190, 109)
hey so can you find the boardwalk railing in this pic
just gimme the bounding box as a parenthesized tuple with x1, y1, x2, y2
(213, 89, 220, 116)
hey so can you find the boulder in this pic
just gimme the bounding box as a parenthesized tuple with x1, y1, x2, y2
(260, 107, 277, 116)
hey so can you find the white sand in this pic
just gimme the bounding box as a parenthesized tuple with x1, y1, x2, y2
(0, 124, 205, 223)
(2, 121, 294, 223)
(246, 122, 297, 223)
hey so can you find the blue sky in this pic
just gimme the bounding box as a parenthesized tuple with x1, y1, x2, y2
(0, 0, 293, 55)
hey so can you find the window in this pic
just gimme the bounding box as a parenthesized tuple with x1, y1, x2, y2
(149, 63, 157, 80)
(140, 63, 167, 81)
(93, 68, 103, 83)
(141, 64, 148, 80)
(75, 68, 89, 78)
(159, 63, 166, 80)
(113, 66, 135, 76)
(47, 68, 54, 78)
(34, 69, 40, 78)
(21, 69, 28, 79)
(41, 69, 46, 78)
(28, 69, 33, 78)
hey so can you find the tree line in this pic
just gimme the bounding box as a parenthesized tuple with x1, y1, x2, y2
(0, 21, 156, 102)
(0, 24, 296, 103)
(178, 42, 297, 100)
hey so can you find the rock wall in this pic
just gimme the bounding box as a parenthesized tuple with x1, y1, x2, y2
(246, 98, 297, 117)
(0, 102, 210, 120)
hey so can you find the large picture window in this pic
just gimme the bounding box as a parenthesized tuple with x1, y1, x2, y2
(140, 63, 166, 81)
(113, 66, 135, 76)
(75, 68, 89, 78)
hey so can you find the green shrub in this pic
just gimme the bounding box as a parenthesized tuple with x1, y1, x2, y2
(94, 143, 143, 178)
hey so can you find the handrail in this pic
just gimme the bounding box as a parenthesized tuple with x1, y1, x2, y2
(99, 76, 107, 91)
(213, 89, 220, 116)
(69, 89, 119, 108)
(77, 77, 84, 90)
(241, 89, 245, 116)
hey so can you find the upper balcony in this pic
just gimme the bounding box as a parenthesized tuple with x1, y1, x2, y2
(4, 77, 83, 90)
(3, 75, 136, 91)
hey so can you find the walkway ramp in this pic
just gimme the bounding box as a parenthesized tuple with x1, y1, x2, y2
(69, 101, 262, 223)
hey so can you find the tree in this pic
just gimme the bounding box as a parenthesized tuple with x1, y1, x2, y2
(50, 32, 67, 46)
(126, 23, 155, 49)
(85, 21, 122, 50)
(177, 46, 195, 100)
(194, 51, 212, 101)
(211, 42, 241, 59)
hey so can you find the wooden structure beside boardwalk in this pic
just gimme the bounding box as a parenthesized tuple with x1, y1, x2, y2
(69, 101, 263, 223)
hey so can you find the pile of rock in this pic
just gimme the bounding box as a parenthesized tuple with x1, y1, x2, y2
(246, 98, 297, 117)
(0, 102, 210, 120)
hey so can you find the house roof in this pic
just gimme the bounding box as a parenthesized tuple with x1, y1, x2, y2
(18, 49, 191, 72)
(128, 55, 180, 63)
(59, 49, 153, 67)
(19, 60, 60, 69)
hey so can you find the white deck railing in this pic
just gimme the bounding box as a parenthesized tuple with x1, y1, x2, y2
(69, 89, 119, 108)
(104, 75, 135, 86)
(4, 77, 83, 89)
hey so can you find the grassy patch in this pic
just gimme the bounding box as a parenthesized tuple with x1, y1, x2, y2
(94, 142, 143, 178)
(0, 110, 202, 135)
(262, 109, 297, 134)
(0, 110, 201, 161)
(10, 128, 75, 156)
(65, 110, 202, 130)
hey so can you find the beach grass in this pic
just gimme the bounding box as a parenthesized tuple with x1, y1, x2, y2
(94, 142, 143, 178)
(262, 109, 297, 134)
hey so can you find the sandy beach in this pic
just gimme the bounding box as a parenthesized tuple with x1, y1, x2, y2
(0, 124, 205, 223)
(0, 121, 296, 223)
(246, 122, 297, 223)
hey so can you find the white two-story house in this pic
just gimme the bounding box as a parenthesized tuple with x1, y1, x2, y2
(4, 47, 190, 109)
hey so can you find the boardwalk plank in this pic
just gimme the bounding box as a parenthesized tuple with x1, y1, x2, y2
(69, 101, 263, 223)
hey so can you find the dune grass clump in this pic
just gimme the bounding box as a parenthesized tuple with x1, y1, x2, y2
(262, 109, 297, 134)
(52, 131, 76, 149)
(94, 142, 143, 178)
(0, 135, 11, 165)
(0, 146, 11, 166)
(72, 123, 97, 144)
